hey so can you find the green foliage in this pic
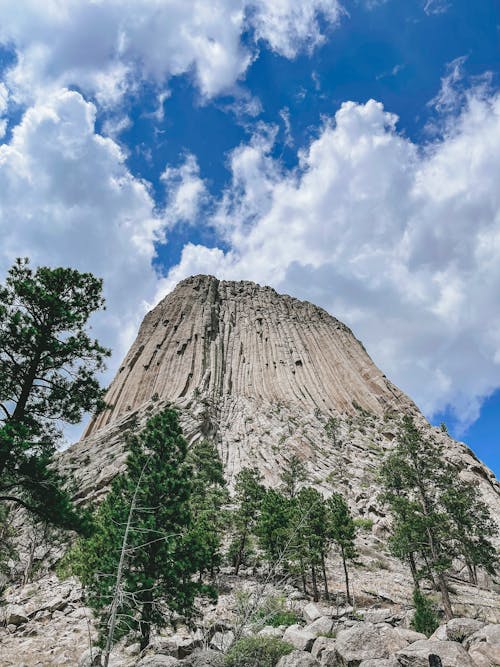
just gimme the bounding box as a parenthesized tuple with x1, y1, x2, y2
(0, 258, 109, 532)
(66, 409, 204, 651)
(353, 517, 374, 531)
(256, 489, 293, 564)
(379, 415, 498, 618)
(0, 503, 17, 587)
(327, 492, 357, 603)
(324, 417, 340, 446)
(187, 440, 229, 580)
(224, 636, 294, 667)
(280, 454, 308, 498)
(232, 468, 264, 574)
(252, 595, 300, 628)
(411, 588, 439, 637)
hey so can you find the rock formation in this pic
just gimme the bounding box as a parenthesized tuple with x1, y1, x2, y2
(1, 275, 499, 666)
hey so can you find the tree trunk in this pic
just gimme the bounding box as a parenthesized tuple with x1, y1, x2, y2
(341, 545, 351, 604)
(140, 593, 153, 651)
(299, 555, 308, 595)
(437, 572, 453, 621)
(311, 564, 319, 602)
(0, 340, 46, 477)
(466, 561, 477, 585)
(234, 527, 247, 575)
(408, 553, 420, 590)
(321, 553, 330, 600)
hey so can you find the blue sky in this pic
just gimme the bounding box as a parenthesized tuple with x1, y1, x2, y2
(0, 0, 499, 474)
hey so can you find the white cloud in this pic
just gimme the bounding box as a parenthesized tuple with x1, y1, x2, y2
(0, 0, 343, 105)
(0, 89, 163, 378)
(158, 93, 500, 431)
(161, 154, 208, 226)
(423, 0, 450, 15)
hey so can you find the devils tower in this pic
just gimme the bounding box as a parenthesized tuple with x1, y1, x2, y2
(2, 275, 499, 667)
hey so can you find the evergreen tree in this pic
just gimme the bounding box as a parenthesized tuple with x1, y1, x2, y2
(0, 258, 109, 531)
(257, 488, 292, 565)
(295, 487, 330, 601)
(187, 439, 229, 580)
(67, 409, 201, 655)
(281, 454, 308, 498)
(411, 588, 439, 637)
(440, 479, 498, 584)
(232, 467, 264, 574)
(379, 416, 497, 620)
(327, 492, 357, 604)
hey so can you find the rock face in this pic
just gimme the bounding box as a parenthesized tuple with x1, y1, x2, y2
(68, 276, 499, 512)
(85, 275, 409, 437)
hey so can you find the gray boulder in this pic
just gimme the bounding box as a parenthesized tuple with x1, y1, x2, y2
(310, 636, 336, 659)
(395, 639, 475, 666)
(303, 603, 324, 624)
(335, 622, 408, 665)
(78, 648, 102, 667)
(467, 642, 500, 667)
(430, 617, 485, 643)
(3, 604, 29, 626)
(283, 624, 316, 651)
(276, 650, 321, 667)
(180, 648, 224, 667)
(136, 656, 179, 667)
(305, 616, 335, 637)
(465, 623, 500, 650)
(359, 660, 399, 667)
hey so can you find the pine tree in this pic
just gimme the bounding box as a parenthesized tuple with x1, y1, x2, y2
(0, 258, 109, 531)
(327, 492, 357, 604)
(296, 487, 330, 602)
(67, 409, 201, 655)
(257, 488, 293, 565)
(281, 454, 308, 498)
(187, 439, 229, 580)
(379, 415, 497, 620)
(232, 467, 264, 575)
(411, 588, 439, 637)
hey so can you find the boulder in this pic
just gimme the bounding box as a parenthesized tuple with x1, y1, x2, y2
(283, 624, 316, 651)
(78, 648, 102, 667)
(136, 656, 179, 667)
(359, 660, 399, 667)
(305, 616, 336, 637)
(210, 629, 235, 652)
(259, 625, 285, 638)
(361, 609, 396, 625)
(468, 642, 500, 667)
(311, 636, 336, 659)
(335, 623, 408, 665)
(3, 605, 29, 626)
(430, 618, 486, 643)
(392, 628, 426, 645)
(276, 650, 321, 667)
(180, 648, 224, 667)
(395, 639, 475, 666)
(304, 603, 324, 624)
(321, 648, 339, 666)
(465, 624, 500, 650)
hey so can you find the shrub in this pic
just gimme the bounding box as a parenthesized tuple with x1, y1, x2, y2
(252, 595, 300, 628)
(224, 636, 294, 667)
(353, 517, 374, 531)
(411, 588, 439, 637)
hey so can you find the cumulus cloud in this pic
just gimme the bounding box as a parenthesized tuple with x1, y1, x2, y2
(0, 89, 163, 374)
(0, 0, 343, 104)
(161, 154, 208, 226)
(158, 93, 500, 431)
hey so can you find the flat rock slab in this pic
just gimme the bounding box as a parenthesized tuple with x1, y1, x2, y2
(277, 650, 321, 667)
(396, 639, 475, 666)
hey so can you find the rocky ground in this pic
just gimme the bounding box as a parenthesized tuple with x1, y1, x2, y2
(1, 545, 499, 666)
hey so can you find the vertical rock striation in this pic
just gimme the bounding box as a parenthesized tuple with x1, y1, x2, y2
(85, 275, 410, 437)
